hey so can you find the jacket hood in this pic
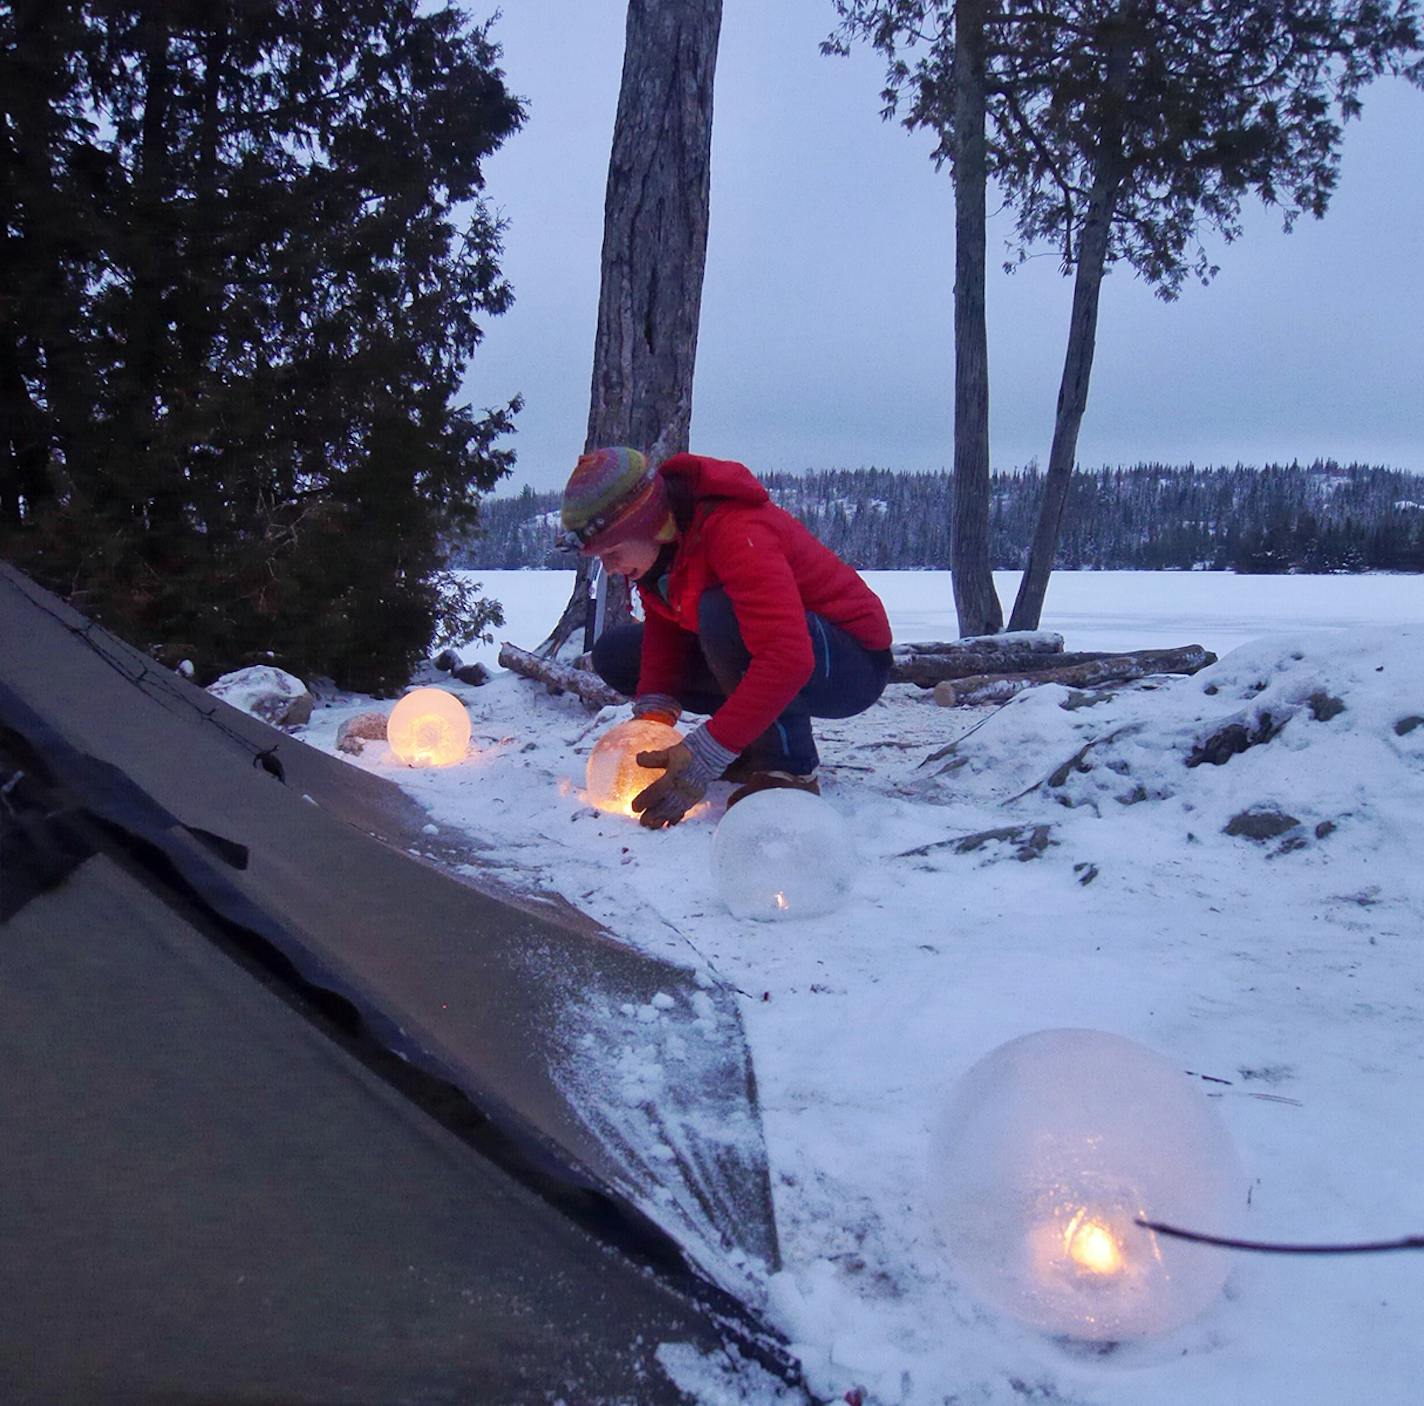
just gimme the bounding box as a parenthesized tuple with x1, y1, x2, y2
(658, 454, 769, 508)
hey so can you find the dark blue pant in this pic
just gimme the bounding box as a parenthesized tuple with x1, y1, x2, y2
(590, 588, 892, 774)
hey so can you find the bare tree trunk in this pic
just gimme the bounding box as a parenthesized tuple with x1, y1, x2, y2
(1008, 12, 1131, 632)
(1005, 171, 1117, 631)
(949, 0, 1002, 639)
(539, 0, 722, 658)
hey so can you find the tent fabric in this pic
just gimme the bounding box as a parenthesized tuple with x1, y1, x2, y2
(0, 562, 797, 1402)
(0, 856, 740, 1404)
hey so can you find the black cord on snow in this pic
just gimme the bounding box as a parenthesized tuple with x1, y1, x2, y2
(1139, 1218, 1424, 1255)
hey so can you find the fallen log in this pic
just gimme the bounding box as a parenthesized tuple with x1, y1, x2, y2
(895, 647, 1126, 688)
(498, 641, 627, 708)
(893, 631, 1063, 658)
(933, 645, 1217, 708)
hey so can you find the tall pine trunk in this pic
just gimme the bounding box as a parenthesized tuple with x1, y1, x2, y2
(1008, 9, 1131, 631)
(1006, 170, 1117, 630)
(540, 0, 722, 658)
(949, 0, 1002, 639)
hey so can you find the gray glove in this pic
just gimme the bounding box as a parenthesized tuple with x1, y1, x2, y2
(632, 693, 682, 728)
(630, 724, 736, 829)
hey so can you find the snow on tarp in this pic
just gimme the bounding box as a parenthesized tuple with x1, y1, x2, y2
(545, 972, 775, 1289)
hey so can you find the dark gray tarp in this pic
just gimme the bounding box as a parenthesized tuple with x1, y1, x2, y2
(0, 563, 797, 1403)
(1, 857, 741, 1404)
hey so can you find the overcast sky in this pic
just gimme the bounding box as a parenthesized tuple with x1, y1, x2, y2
(463, 2, 1424, 495)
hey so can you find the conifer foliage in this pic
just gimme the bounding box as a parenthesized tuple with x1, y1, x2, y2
(1, 0, 522, 692)
(462, 462, 1424, 576)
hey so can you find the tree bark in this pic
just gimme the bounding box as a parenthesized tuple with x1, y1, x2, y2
(498, 641, 628, 708)
(949, 0, 1002, 639)
(932, 644, 1217, 706)
(0, 343, 49, 528)
(895, 648, 1132, 688)
(894, 631, 1063, 657)
(1008, 10, 1132, 631)
(540, 0, 722, 658)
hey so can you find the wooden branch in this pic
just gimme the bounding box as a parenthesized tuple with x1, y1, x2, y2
(498, 642, 627, 708)
(933, 645, 1217, 707)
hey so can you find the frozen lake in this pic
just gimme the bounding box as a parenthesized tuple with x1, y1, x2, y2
(457, 568, 1424, 663)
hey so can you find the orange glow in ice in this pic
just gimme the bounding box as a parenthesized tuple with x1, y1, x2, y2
(1063, 1211, 1124, 1276)
(585, 718, 682, 817)
(387, 687, 471, 767)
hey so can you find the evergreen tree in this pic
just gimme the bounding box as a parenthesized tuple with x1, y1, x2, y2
(1, 0, 522, 692)
(460, 461, 1424, 580)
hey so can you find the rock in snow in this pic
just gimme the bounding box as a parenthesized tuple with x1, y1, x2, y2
(335, 710, 390, 755)
(207, 665, 314, 728)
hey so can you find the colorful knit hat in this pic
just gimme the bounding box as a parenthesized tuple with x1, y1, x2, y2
(558, 446, 670, 553)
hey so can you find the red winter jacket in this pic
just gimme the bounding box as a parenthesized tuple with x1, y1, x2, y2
(634, 454, 892, 754)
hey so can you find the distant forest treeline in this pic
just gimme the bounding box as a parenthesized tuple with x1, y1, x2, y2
(455, 462, 1424, 573)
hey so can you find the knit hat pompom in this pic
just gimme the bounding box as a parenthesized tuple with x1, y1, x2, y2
(560, 446, 670, 552)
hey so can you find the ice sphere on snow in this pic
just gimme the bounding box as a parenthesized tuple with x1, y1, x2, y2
(931, 1029, 1244, 1341)
(586, 718, 683, 817)
(387, 687, 470, 767)
(712, 789, 853, 921)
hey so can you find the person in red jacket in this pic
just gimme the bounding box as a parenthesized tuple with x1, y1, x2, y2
(558, 446, 893, 828)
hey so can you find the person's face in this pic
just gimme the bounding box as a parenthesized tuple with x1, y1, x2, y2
(592, 535, 660, 580)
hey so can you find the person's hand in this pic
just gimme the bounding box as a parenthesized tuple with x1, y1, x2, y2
(631, 741, 711, 829)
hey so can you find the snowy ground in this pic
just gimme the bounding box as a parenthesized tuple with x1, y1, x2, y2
(294, 570, 1424, 1406)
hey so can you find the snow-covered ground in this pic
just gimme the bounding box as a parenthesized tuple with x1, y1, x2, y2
(295, 570, 1424, 1405)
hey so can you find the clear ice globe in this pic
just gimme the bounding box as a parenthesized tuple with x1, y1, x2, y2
(586, 718, 683, 817)
(930, 1028, 1244, 1341)
(712, 788, 853, 920)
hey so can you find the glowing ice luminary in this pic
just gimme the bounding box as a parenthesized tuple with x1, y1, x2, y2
(386, 687, 471, 767)
(930, 1028, 1244, 1341)
(585, 718, 682, 817)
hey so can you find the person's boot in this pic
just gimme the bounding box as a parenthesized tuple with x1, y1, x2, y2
(719, 753, 763, 785)
(725, 770, 820, 809)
